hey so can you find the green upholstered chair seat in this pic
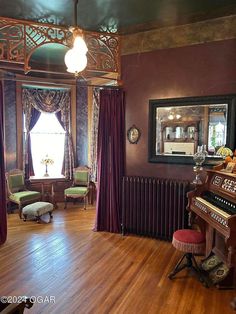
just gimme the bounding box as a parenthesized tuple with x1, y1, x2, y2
(9, 191, 41, 203)
(64, 187, 88, 196)
(64, 166, 90, 209)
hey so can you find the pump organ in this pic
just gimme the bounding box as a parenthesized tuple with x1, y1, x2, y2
(187, 169, 236, 288)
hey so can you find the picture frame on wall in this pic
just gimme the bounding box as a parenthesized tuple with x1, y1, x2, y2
(127, 125, 141, 144)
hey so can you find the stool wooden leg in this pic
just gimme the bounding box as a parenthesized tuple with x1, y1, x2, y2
(191, 256, 209, 287)
(168, 253, 189, 279)
(168, 253, 209, 287)
(47, 211, 53, 223)
(192, 255, 200, 271)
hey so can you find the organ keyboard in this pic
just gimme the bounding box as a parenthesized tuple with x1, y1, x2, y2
(187, 169, 236, 288)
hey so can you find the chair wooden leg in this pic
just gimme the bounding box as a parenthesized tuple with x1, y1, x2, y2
(83, 196, 86, 210)
(6, 201, 12, 214)
(19, 204, 23, 219)
(64, 196, 67, 209)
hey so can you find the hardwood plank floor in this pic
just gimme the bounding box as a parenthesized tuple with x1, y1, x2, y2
(0, 204, 235, 314)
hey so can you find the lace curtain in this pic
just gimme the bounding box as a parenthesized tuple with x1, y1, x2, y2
(22, 88, 74, 179)
(90, 88, 100, 182)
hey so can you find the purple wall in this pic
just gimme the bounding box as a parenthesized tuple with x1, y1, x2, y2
(122, 39, 236, 180)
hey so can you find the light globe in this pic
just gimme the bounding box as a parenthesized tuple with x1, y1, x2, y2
(64, 48, 87, 73)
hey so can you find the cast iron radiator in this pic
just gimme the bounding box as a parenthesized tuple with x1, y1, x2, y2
(122, 176, 191, 240)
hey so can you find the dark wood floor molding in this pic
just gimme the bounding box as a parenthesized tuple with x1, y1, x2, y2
(0, 204, 235, 314)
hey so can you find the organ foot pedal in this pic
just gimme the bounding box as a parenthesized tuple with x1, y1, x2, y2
(200, 254, 232, 289)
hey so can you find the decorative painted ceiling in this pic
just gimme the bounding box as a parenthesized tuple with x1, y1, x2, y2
(0, 0, 235, 34)
(0, 0, 235, 82)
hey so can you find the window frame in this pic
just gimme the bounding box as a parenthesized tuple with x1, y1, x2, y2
(16, 82, 77, 170)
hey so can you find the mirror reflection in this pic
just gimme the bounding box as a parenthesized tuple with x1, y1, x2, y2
(149, 94, 236, 165)
(156, 104, 227, 157)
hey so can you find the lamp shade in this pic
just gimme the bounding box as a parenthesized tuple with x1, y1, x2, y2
(64, 48, 87, 73)
(216, 146, 233, 157)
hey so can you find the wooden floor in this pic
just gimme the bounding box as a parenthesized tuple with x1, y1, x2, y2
(0, 204, 235, 314)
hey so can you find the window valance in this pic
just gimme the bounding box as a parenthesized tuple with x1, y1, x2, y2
(22, 88, 70, 114)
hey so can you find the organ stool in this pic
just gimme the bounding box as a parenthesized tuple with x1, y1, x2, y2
(168, 229, 207, 286)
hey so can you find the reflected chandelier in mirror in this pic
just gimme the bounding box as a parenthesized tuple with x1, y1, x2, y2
(148, 94, 236, 165)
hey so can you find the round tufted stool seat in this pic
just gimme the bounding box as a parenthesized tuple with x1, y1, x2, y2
(168, 229, 207, 286)
(172, 229, 205, 255)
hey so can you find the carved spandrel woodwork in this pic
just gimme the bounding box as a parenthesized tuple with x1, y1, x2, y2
(0, 16, 120, 77)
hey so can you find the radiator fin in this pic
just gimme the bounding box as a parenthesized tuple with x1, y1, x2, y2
(122, 176, 191, 240)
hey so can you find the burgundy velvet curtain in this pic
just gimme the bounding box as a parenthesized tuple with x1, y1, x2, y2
(25, 107, 41, 179)
(0, 81, 7, 244)
(94, 89, 125, 233)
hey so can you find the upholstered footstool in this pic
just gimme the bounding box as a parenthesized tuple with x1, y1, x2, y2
(22, 202, 53, 223)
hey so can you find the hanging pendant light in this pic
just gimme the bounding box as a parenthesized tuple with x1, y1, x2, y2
(64, 0, 88, 76)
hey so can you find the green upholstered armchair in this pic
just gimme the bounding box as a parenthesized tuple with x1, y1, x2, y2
(64, 166, 90, 210)
(6, 169, 41, 219)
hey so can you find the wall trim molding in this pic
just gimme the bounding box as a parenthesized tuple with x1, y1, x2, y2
(122, 15, 236, 55)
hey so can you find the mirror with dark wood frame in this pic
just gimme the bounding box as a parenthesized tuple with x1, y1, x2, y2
(148, 95, 236, 165)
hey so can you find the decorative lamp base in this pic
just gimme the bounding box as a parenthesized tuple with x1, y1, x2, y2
(44, 164, 49, 177)
(193, 166, 203, 185)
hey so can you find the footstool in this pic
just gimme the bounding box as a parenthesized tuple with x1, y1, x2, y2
(22, 202, 53, 223)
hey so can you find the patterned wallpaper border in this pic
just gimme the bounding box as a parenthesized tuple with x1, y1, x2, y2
(122, 15, 236, 55)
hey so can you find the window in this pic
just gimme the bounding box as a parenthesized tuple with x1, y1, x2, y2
(208, 111, 227, 149)
(29, 112, 65, 177)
